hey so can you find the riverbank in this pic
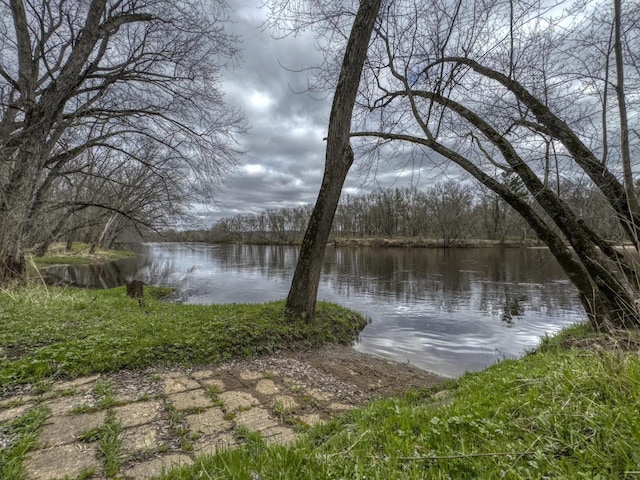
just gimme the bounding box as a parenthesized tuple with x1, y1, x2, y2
(0, 286, 367, 393)
(204, 236, 542, 248)
(1, 345, 442, 479)
(2, 286, 639, 478)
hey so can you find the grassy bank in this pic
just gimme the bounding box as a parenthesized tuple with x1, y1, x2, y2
(158, 325, 640, 479)
(2, 284, 639, 478)
(0, 286, 367, 393)
(27, 242, 134, 267)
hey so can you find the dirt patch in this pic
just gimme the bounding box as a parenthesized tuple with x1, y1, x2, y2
(291, 345, 444, 398)
(215, 345, 444, 406)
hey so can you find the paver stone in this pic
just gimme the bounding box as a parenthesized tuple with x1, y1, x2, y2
(114, 400, 162, 428)
(218, 391, 259, 411)
(255, 379, 278, 395)
(185, 408, 231, 436)
(168, 389, 211, 410)
(162, 376, 201, 394)
(120, 424, 160, 453)
(0, 404, 30, 423)
(120, 453, 193, 479)
(234, 407, 278, 433)
(38, 411, 106, 447)
(25, 442, 100, 480)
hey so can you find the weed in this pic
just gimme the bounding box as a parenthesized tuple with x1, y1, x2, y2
(69, 404, 97, 415)
(165, 404, 193, 452)
(98, 411, 123, 478)
(234, 425, 265, 452)
(74, 468, 97, 480)
(272, 400, 286, 418)
(0, 406, 49, 479)
(272, 399, 296, 422)
(205, 386, 224, 408)
(182, 406, 207, 415)
(77, 426, 102, 443)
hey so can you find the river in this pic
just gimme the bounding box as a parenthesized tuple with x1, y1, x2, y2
(44, 242, 584, 377)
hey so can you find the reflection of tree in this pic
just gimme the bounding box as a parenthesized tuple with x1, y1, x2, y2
(323, 247, 580, 317)
(42, 256, 151, 289)
(208, 244, 299, 280)
(500, 295, 527, 326)
(44, 243, 582, 321)
(42, 244, 168, 289)
(201, 245, 580, 317)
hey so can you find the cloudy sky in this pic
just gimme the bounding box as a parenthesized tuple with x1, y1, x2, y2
(196, 0, 447, 226)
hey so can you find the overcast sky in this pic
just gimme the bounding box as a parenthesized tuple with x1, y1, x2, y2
(192, 0, 446, 226)
(205, 0, 327, 225)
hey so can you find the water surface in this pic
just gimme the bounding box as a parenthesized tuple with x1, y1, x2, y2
(45, 243, 584, 377)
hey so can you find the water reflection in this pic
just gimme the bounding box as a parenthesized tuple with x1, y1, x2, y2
(44, 243, 584, 377)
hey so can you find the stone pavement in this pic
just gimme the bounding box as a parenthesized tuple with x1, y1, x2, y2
(0, 357, 364, 480)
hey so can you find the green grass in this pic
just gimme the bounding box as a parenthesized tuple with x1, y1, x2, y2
(0, 406, 49, 479)
(0, 286, 367, 392)
(158, 324, 640, 479)
(28, 242, 134, 267)
(98, 411, 123, 478)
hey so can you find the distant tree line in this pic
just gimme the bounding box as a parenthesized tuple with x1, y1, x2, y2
(188, 177, 625, 247)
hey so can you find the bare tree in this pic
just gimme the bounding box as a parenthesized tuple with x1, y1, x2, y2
(267, 0, 383, 319)
(346, 0, 640, 329)
(425, 181, 474, 246)
(0, 0, 244, 282)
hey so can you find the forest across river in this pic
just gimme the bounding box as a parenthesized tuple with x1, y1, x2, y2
(44, 242, 585, 377)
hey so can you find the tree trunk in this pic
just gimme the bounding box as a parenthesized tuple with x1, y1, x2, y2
(90, 214, 117, 254)
(613, 0, 639, 234)
(32, 211, 72, 257)
(0, 136, 45, 282)
(285, 0, 382, 320)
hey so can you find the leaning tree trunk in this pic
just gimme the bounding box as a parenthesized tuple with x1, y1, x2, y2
(90, 214, 117, 254)
(0, 136, 45, 283)
(285, 0, 382, 320)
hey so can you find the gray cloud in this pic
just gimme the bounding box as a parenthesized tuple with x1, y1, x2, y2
(201, 0, 461, 227)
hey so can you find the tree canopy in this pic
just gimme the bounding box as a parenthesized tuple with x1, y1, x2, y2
(0, 0, 244, 281)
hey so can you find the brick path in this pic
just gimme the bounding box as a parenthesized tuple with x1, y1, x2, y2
(1, 358, 362, 480)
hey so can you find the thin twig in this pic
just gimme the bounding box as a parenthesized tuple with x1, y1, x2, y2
(328, 430, 371, 458)
(373, 451, 541, 461)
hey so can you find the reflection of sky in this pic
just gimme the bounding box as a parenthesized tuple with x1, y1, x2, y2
(134, 243, 585, 378)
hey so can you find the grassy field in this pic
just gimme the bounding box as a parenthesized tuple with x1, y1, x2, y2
(2, 280, 639, 478)
(0, 286, 366, 392)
